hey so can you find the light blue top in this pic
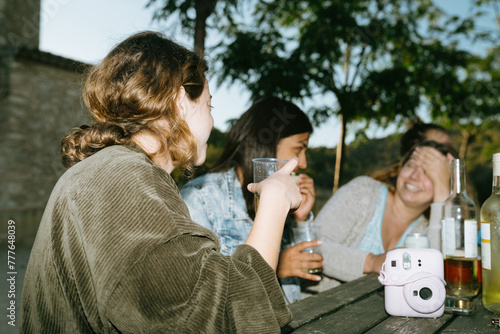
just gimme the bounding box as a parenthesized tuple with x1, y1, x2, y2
(357, 184, 419, 254)
(181, 168, 309, 304)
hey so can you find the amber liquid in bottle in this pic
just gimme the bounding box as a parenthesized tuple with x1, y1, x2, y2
(441, 159, 479, 311)
(444, 257, 480, 298)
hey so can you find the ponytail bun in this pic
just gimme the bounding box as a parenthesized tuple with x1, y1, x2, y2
(61, 123, 130, 168)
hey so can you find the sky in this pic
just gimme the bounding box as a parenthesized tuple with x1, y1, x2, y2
(38, 0, 497, 148)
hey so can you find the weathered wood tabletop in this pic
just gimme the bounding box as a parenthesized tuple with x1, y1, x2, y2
(283, 273, 499, 333)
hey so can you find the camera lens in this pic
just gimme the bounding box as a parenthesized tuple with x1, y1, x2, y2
(419, 287, 433, 300)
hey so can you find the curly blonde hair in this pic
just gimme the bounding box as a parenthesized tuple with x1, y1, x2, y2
(62, 31, 207, 168)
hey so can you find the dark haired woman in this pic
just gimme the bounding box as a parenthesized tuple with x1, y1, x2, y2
(20, 32, 301, 333)
(400, 117, 458, 157)
(181, 97, 323, 304)
(310, 141, 456, 292)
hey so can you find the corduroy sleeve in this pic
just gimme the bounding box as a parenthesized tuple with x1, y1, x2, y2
(105, 236, 291, 333)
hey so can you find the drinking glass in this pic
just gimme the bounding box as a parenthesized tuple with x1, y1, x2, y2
(291, 222, 323, 274)
(252, 158, 288, 211)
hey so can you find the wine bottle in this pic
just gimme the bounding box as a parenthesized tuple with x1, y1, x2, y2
(441, 159, 479, 299)
(481, 153, 500, 312)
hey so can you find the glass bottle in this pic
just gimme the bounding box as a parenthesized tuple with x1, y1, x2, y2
(481, 153, 500, 312)
(441, 159, 479, 299)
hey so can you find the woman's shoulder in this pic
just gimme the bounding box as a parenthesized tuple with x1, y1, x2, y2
(59, 145, 153, 187)
(342, 176, 383, 192)
(319, 176, 382, 211)
(327, 176, 384, 210)
(182, 169, 233, 191)
(180, 170, 235, 205)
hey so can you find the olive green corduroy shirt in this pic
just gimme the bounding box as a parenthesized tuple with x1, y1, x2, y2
(20, 145, 292, 333)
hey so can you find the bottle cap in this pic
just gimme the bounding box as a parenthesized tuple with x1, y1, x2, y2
(494, 153, 500, 176)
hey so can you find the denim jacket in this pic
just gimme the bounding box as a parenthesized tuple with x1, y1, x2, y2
(180, 168, 308, 304)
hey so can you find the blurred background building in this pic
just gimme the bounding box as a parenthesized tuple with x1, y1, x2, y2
(0, 0, 90, 247)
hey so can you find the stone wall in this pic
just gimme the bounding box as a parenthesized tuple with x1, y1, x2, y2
(1, 0, 41, 98)
(0, 52, 91, 246)
(3, 0, 40, 50)
(0, 0, 94, 247)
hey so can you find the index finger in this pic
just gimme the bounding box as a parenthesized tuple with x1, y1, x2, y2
(276, 157, 299, 176)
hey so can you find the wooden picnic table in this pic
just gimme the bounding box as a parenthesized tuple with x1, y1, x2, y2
(283, 273, 498, 333)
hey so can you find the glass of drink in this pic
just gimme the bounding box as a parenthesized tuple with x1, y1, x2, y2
(291, 222, 323, 274)
(252, 158, 288, 211)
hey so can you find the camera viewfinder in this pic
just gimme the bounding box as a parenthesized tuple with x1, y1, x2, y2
(391, 260, 396, 267)
(403, 252, 411, 270)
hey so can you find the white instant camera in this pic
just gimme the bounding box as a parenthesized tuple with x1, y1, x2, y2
(378, 248, 446, 318)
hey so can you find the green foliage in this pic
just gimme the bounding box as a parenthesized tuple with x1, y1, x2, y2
(205, 127, 226, 167)
(209, 0, 500, 187)
(216, 0, 489, 126)
(147, 0, 239, 38)
(301, 146, 335, 188)
(151, 0, 499, 190)
(465, 119, 500, 205)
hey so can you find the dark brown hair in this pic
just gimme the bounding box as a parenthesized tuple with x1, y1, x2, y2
(62, 31, 208, 168)
(400, 117, 458, 158)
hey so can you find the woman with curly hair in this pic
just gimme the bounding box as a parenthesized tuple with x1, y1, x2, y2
(20, 31, 301, 333)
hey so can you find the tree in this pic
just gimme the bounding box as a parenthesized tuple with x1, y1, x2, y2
(425, 0, 500, 159)
(149, 0, 499, 190)
(436, 0, 500, 159)
(147, 0, 239, 55)
(213, 0, 499, 191)
(432, 46, 499, 159)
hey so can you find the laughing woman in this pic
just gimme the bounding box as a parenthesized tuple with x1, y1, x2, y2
(309, 141, 456, 293)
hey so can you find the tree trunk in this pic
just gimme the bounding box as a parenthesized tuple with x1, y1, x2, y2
(333, 113, 347, 193)
(333, 44, 350, 193)
(459, 129, 470, 160)
(194, 0, 218, 56)
(459, 126, 477, 160)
